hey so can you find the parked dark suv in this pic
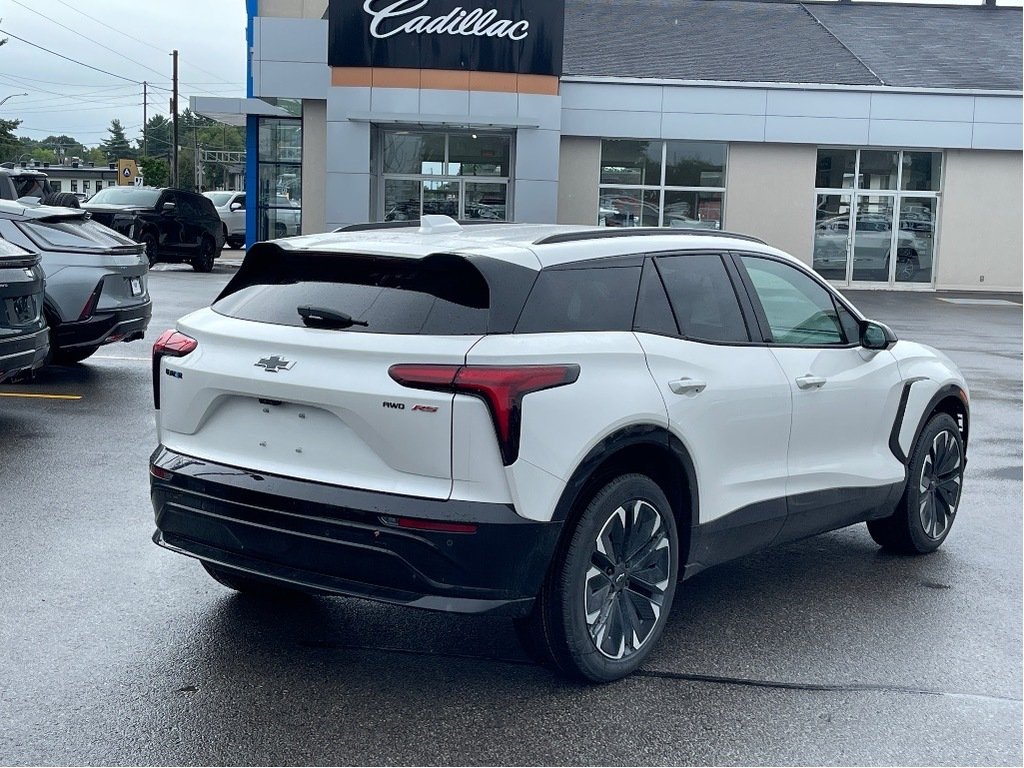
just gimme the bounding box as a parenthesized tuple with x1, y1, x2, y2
(0, 237, 48, 381)
(84, 187, 224, 272)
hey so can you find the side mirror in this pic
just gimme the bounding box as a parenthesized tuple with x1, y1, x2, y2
(229, 202, 242, 211)
(860, 319, 898, 350)
(161, 201, 176, 212)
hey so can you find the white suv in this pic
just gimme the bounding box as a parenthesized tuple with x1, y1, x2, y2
(149, 217, 969, 681)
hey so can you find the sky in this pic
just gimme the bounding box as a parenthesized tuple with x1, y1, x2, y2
(0, 0, 1020, 149)
(0, 0, 248, 148)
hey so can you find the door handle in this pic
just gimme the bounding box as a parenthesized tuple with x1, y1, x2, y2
(669, 378, 707, 395)
(795, 374, 827, 390)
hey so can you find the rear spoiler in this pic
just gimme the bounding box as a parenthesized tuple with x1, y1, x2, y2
(216, 242, 489, 310)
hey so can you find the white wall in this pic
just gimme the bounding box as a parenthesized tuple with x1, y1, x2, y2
(556, 136, 600, 225)
(724, 143, 818, 264)
(936, 150, 1023, 291)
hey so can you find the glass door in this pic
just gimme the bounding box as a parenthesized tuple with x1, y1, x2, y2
(812, 194, 853, 281)
(851, 195, 896, 283)
(895, 197, 936, 284)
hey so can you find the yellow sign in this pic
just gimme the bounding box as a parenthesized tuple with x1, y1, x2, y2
(116, 158, 139, 186)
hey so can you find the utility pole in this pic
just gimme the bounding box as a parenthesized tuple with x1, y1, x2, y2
(142, 81, 148, 157)
(171, 49, 179, 187)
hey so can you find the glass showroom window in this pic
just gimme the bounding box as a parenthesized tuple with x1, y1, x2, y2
(599, 140, 726, 229)
(258, 117, 302, 240)
(377, 129, 511, 222)
(813, 148, 941, 286)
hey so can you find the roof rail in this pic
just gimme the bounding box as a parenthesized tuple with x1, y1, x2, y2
(533, 228, 766, 246)
(335, 219, 512, 233)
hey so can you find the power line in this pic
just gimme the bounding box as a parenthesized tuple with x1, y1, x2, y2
(48, 0, 242, 88)
(17, 124, 143, 135)
(8, 0, 172, 83)
(0, 28, 143, 84)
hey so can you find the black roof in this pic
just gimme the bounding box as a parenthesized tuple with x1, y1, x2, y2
(563, 0, 1023, 91)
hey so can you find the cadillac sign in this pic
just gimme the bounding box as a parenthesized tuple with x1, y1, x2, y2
(329, 0, 565, 76)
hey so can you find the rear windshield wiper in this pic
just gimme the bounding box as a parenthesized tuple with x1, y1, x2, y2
(297, 305, 368, 329)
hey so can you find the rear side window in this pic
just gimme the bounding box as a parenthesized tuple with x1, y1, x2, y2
(213, 252, 491, 335)
(655, 253, 749, 343)
(515, 265, 642, 333)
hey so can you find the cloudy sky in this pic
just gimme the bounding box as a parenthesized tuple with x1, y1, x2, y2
(1, 0, 1020, 149)
(0, 0, 247, 147)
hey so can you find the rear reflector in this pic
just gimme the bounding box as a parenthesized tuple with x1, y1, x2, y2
(389, 363, 580, 465)
(394, 517, 477, 534)
(78, 281, 103, 320)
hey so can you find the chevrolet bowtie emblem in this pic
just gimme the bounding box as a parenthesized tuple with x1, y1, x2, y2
(255, 355, 295, 373)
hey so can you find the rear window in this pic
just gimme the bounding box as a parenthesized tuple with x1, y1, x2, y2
(515, 265, 642, 334)
(17, 217, 139, 251)
(213, 252, 491, 335)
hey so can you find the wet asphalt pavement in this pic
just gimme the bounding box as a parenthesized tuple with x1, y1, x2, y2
(1, 257, 1020, 765)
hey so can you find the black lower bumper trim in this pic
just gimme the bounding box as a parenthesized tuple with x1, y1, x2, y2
(0, 326, 48, 381)
(150, 447, 561, 616)
(56, 300, 152, 349)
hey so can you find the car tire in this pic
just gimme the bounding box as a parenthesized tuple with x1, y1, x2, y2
(140, 233, 159, 267)
(895, 248, 919, 281)
(222, 224, 231, 248)
(42, 191, 82, 209)
(191, 236, 216, 273)
(274, 221, 288, 239)
(202, 562, 299, 598)
(867, 412, 964, 554)
(513, 473, 679, 682)
(51, 344, 100, 364)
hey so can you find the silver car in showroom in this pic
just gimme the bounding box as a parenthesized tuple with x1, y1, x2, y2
(0, 200, 152, 364)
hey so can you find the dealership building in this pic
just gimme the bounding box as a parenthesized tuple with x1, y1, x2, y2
(195, 0, 1023, 291)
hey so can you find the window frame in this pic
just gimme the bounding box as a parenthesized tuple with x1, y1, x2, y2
(631, 250, 761, 346)
(729, 251, 865, 349)
(598, 140, 728, 230)
(812, 146, 943, 287)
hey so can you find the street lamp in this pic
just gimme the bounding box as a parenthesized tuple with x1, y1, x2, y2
(0, 93, 28, 107)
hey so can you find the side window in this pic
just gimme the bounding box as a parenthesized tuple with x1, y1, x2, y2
(235, 194, 246, 210)
(655, 253, 749, 343)
(633, 258, 678, 336)
(739, 255, 845, 346)
(515, 265, 642, 333)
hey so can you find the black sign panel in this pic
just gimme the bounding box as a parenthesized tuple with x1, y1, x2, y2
(329, 0, 565, 76)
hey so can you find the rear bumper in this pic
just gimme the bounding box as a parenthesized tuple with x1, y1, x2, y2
(0, 326, 48, 382)
(149, 446, 562, 616)
(56, 299, 152, 349)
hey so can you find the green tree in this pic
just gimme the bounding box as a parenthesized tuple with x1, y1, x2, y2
(138, 115, 172, 157)
(1, 118, 22, 162)
(99, 118, 135, 162)
(138, 155, 168, 187)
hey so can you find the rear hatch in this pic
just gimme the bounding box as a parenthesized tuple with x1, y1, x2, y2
(156, 246, 536, 500)
(13, 211, 149, 305)
(0, 239, 45, 338)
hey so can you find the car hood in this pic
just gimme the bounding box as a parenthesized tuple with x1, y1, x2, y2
(82, 203, 151, 213)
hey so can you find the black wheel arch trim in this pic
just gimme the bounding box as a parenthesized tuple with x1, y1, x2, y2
(889, 380, 969, 466)
(548, 423, 700, 572)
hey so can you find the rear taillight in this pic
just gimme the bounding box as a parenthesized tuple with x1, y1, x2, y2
(78, 281, 104, 320)
(152, 329, 197, 409)
(389, 363, 580, 465)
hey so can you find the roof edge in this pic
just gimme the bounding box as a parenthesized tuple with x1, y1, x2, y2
(559, 75, 1023, 97)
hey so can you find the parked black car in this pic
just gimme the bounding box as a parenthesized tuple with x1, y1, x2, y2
(0, 237, 48, 382)
(83, 187, 224, 272)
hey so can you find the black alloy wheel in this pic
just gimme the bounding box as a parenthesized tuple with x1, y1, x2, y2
(191, 236, 216, 273)
(514, 473, 679, 682)
(140, 233, 158, 267)
(867, 412, 964, 554)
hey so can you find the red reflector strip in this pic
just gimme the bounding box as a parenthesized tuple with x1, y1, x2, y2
(153, 329, 198, 358)
(396, 517, 477, 534)
(150, 465, 171, 480)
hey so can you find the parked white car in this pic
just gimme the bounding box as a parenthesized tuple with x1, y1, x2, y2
(149, 217, 969, 682)
(203, 190, 246, 249)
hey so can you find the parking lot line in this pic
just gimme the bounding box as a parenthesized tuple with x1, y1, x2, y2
(0, 392, 83, 400)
